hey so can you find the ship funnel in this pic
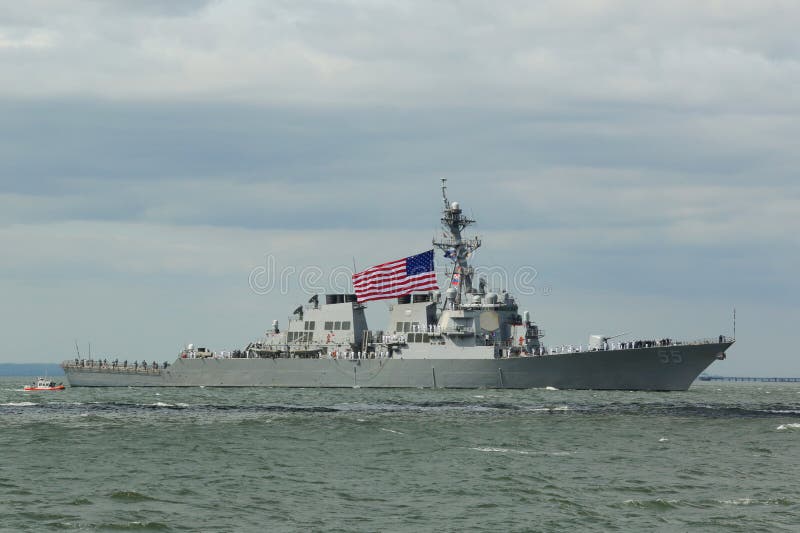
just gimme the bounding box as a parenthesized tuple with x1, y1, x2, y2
(272, 320, 279, 333)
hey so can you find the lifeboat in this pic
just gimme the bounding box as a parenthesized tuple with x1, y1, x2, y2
(24, 377, 66, 391)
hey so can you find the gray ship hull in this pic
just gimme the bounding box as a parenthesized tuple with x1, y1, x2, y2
(63, 342, 730, 391)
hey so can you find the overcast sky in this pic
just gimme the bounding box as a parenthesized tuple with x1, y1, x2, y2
(1, 1, 798, 375)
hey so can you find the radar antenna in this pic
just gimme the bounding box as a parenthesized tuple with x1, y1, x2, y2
(432, 179, 481, 306)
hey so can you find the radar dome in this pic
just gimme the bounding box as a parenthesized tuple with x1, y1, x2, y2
(451, 201, 460, 211)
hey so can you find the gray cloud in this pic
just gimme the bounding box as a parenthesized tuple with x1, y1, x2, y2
(1, 1, 799, 110)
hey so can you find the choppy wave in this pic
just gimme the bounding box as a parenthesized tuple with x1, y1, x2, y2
(621, 498, 681, 510)
(718, 497, 795, 506)
(109, 490, 159, 502)
(470, 446, 571, 456)
(2, 399, 800, 419)
(96, 521, 170, 531)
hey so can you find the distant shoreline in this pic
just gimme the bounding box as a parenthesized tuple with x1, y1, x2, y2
(0, 363, 65, 377)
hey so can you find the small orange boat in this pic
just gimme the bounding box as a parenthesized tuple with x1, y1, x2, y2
(24, 377, 66, 391)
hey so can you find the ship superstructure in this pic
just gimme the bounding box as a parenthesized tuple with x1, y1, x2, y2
(228, 180, 544, 362)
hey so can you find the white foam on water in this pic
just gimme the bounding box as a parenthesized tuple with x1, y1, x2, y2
(623, 498, 679, 506)
(176, 403, 190, 408)
(471, 446, 514, 453)
(1, 401, 37, 407)
(528, 405, 572, 412)
(659, 438, 669, 442)
(470, 446, 570, 456)
(356, 418, 366, 422)
(720, 498, 755, 505)
(776, 423, 800, 431)
(473, 395, 485, 398)
(380, 428, 404, 435)
(545, 386, 558, 391)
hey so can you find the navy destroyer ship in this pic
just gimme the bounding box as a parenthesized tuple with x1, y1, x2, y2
(62, 180, 732, 390)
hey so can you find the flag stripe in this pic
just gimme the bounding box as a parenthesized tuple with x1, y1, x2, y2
(356, 276, 439, 302)
(352, 264, 406, 283)
(355, 273, 438, 299)
(352, 271, 413, 291)
(352, 258, 405, 276)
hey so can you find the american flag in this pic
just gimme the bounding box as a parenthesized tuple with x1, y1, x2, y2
(352, 250, 439, 303)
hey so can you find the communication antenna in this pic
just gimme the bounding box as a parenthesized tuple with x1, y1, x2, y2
(733, 307, 736, 340)
(74, 340, 81, 359)
(352, 257, 358, 294)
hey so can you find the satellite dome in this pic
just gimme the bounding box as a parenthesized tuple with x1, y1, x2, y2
(451, 201, 460, 211)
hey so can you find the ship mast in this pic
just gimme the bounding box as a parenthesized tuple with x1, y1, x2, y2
(432, 178, 481, 306)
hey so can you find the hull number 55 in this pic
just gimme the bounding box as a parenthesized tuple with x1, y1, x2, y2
(658, 350, 682, 364)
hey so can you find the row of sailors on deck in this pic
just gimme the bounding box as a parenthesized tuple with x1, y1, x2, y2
(181, 350, 238, 359)
(549, 339, 676, 354)
(73, 358, 169, 370)
(620, 339, 675, 349)
(330, 351, 392, 359)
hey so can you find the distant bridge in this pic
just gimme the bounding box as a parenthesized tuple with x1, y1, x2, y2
(699, 375, 800, 383)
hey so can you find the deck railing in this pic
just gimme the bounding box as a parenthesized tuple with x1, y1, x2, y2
(61, 361, 165, 374)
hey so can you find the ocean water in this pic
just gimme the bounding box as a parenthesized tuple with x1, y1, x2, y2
(1, 378, 799, 532)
